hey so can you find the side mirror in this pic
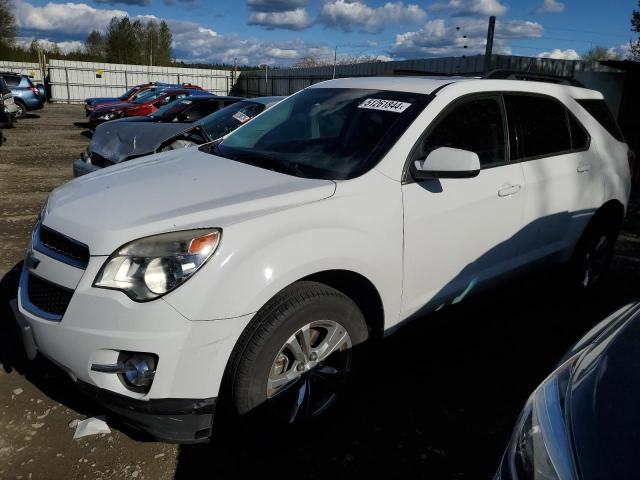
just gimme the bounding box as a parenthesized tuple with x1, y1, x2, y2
(410, 147, 481, 181)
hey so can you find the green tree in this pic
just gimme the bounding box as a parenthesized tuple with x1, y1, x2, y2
(85, 30, 106, 60)
(0, 0, 16, 47)
(105, 17, 140, 64)
(582, 46, 620, 62)
(156, 21, 173, 66)
(144, 19, 159, 66)
(631, 1, 640, 60)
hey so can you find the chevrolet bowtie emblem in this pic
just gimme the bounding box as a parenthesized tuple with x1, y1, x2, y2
(25, 250, 40, 270)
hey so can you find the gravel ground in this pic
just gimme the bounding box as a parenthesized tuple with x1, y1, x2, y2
(0, 104, 638, 480)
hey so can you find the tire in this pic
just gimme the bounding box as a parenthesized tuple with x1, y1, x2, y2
(14, 102, 26, 120)
(228, 281, 369, 426)
(569, 213, 620, 291)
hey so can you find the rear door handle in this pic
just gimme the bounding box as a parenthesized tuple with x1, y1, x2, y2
(577, 163, 592, 173)
(498, 184, 522, 197)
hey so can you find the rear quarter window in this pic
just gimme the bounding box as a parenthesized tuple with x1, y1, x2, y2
(2, 75, 21, 87)
(576, 99, 624, 142)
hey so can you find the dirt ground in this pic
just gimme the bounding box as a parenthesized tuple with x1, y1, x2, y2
(0, 104, 638, 480)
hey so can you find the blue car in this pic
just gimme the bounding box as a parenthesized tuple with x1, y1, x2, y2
(0, 72, 45, 119)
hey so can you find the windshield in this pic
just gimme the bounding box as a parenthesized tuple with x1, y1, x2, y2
(119, 87, 137, 101)
(152, 98, 195, 120)
(215, 88, 430, 180)
(133, 90, 162, 104)
(198, 101, 266, 140)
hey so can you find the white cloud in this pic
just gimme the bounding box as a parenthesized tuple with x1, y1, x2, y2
(15, 37, 84, 53)
(14, 0, 127, 35)
(537, 48, 579, 60)
(429, 0, 508, 17)
(248, 8, 312, 30)
(318, 0, 427, 34)
(246, 0, 308, 12)
(532, 0, 564, 14)
(168, 18, 331, 65)
(391, 18, 542, 57)
(607, 43, 630, 59)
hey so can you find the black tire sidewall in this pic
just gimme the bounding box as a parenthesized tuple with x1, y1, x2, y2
(571, 215, 619, 291)
(232, 284, 368, 422)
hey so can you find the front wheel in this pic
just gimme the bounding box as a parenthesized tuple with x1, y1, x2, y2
(229, 281, 369, 425)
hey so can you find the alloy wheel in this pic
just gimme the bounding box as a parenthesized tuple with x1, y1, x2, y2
(266, 320, 352, 423)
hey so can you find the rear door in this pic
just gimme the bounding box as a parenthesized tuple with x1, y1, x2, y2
(401, 95, 526, 317)
(504, 94, 602, 262)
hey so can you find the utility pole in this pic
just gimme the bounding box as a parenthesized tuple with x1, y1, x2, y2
(333, 45, 337, 79)
(484, 15, 496, 74)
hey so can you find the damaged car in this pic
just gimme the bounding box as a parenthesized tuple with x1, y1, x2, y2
(74, 96, 283, 177)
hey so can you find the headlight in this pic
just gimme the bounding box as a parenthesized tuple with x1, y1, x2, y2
(507, 355, 579, 480)
(94, 229, 221, 301)
(99, 111, 120, 120)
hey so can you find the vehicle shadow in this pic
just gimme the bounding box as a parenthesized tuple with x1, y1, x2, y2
(23, 113, 40, 119)
(174, 254, 638, 479)
(73, 122, 93, 139)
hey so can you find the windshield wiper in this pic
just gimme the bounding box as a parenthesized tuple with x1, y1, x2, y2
(217, 148, 303, 177)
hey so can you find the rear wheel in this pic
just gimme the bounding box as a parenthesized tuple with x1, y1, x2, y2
(229, 281, 368, 425)
(13, 102, 26, 119)
(570, 214, 620, 291)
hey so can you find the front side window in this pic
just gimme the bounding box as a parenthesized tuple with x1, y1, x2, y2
(183, 101, 223, 121)
(214, 88, 431, 179)
(505, 95, 571, 160)
(418, 97, 506, 168)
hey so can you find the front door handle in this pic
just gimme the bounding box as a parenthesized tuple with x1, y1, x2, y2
(577, 163, 592, 173)
(498, 184, 522, 197)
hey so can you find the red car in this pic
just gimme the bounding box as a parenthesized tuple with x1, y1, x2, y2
(85, 83, 205, 116)
(88, 89, 213, 128)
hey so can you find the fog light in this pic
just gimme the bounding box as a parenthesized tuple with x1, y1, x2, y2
(122, 354, 156, 388)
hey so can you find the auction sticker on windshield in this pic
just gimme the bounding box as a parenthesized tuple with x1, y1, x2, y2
(358, 98, 412, 113)
(233, 111, 251, 123)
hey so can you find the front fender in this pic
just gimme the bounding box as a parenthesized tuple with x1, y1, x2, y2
(163, 171, 404, 329)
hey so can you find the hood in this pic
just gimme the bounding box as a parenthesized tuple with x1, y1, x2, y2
(44, 148, 336, 255)
(93, 102, 134, 113)
(87, 97, 119, 106)
(569, 302, 640, 480)
(89, 121, 190, 163)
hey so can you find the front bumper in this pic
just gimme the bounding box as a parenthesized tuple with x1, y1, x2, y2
(73, 158, 100, 177)
(17, 246, 254, 443)
(77, 381, 215, 443)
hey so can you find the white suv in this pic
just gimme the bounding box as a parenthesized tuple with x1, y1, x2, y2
(16, 76, 631, 443)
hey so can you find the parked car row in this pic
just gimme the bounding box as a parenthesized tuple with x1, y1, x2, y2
(76, 89, 283, 175)
(11, 74, 636, 479)
(0, 72, 47, 147)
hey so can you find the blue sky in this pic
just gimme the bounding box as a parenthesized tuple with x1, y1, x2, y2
(12, 0, 638, 65)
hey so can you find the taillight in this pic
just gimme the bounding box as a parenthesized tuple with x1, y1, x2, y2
(30, 86, 39, 95)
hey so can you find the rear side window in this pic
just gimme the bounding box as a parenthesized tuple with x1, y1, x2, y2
(505, 95, 571, 160)
(3, 75, 21, 87)
(420, 97, 506, 167)
(576, 99, 624, 142)
(567, 112, 590, 150)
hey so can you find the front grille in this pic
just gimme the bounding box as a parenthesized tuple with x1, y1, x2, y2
(27, 274, 73, 317)
(37, 225, 90, 268)
(90, 152, 114, 168)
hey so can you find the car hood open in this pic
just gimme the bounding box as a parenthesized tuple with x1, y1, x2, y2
(44, 148, 336, 255)
(89, 122, 191, 163)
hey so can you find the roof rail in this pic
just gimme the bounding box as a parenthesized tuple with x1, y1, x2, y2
(483, 69, 584, 87)
(393, 69, 464, 77)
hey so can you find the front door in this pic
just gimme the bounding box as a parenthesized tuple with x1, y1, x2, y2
(401, 95, 525, 318)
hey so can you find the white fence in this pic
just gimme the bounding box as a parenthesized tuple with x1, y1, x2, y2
(0, 61, 44, 84)
(48, 59, 234, 103)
